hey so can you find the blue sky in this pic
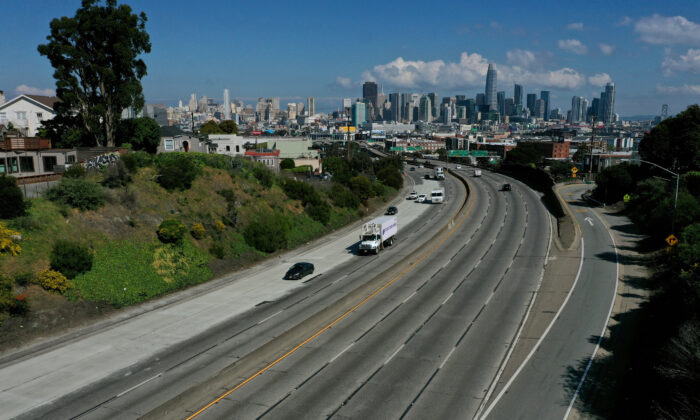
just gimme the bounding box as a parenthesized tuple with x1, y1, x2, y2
(2, 0, 699, 116)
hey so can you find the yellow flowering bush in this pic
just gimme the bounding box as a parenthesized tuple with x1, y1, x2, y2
(214, 220, 226, 232)
(191, 223, 206, 239)
(37, 269, 72, 294)
(0, 223, 21, 256)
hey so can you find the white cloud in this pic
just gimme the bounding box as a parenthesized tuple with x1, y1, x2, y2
(656, 84, 700, 95)
(618, 16, 633, 26)
(599, 43, 616, 55)
(558, 39, 588, 55)
(335, 76, 353, 89)
(363, 52, 586, 91)
(490, 21, 502, 30)
(567, 22, 584, 31)
(635, 14, 700, 45)
(588, 73, 612, 87)
(14, 84, 55, 96)
(506, 49, 536, 68)
(662, 48, 700, 75)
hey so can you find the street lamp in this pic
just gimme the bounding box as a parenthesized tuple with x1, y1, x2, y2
(638, 159, 680, 234)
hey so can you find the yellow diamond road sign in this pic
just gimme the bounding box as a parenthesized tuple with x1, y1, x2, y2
(666, 234, 678, 246)
(623, 194, 631, 202)
(571, 167, 578, 173)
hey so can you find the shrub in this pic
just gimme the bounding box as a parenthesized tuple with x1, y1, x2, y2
(191, 222, 206, 239)
(0, 222, 22, 256)
(330, 183, 359, 209)
(0, 174, 28, 218)
(280, 158, 295, 170)
(283, 179, 320, 205)
(63, 164, 86, 179)
(306, 201, 331, 225)
(157, 219, 187, 243)
(156, 154, 201, 190)
(0, 275, 13, 313)
(37, 269, 72, 294)
(50, 239, 93, 279)
(122, 151, 153, 173)
(101, 160, 132, 188)
(9, 294, 29, 316)
(253, 165, 274, 188)
(375, 166, 403, 190)
(209, 243, 225, 259)
(349, 175, 373, 202)
(13, 271, 33, 286)
(46, 178, 106, 211)
(214, 220, 227, 232)
(243, 212, 289, 253)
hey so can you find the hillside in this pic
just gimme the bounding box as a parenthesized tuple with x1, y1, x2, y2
(0, 152, 401, 352)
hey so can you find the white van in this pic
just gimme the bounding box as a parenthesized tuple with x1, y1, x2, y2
(431, 188, 445, 204)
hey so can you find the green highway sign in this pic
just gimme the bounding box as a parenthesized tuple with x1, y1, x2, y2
(448, 150, 488, 157)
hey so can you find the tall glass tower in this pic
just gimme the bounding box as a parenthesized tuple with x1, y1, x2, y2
(602, 82, 615, 123)
(485, 63, 497, 111)
(540, 90, 551, 121)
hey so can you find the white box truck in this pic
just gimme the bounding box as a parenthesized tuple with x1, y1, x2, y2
(474, 169, 482, 177)
(358, 216, 398, 255)
(435, 166, 445, 180)
(431, 188, 445, 203)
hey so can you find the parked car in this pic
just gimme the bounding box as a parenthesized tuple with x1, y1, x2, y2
(410, 167, 416, 171)
(418, 165, 424, 168)
(455, 165, 462, 169)
(424, 174, 431, 179)
(407, 191, 418, 199)
(284, 262, 314, 280)
(502, 183, 512, 191)
(416, 194, 427, 203)
(386, 206, 398, 215)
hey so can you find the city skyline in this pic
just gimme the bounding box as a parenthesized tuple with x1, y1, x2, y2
(1, 0, 699, 116)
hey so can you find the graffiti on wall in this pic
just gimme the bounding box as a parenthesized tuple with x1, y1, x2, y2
(84, 152, 120, 170)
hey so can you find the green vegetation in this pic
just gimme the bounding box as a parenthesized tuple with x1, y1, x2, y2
(155, 153, 202, 190)
(116, 117, 161, 153)
(38, 269, 72, 294)
(280, 158, 295, 170)
(46, 178, 106, 211)
(50, 240, 93, 279)
(101, 160, 132, 188)
(63, 164, 87, 179)
(0, 175, 28, 219)
(243, 211, 289, 253)
(157, 219, 187, 244)
(199, 120, 239, 135)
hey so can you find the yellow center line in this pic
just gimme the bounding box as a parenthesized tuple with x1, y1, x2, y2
(186, 178, 477, 419)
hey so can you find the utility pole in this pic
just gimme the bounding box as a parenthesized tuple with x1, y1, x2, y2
(588, 116, 596, 182)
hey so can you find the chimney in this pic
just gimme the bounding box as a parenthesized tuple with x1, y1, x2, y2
(0, 91, 5, 105)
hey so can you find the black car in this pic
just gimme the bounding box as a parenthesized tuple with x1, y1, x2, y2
(284, 262, 314, 280)
(424, 174, 431, 179)
(410, 167, 416, 171)
(502, 183, 512, 191)
(386, 206, 398, 215)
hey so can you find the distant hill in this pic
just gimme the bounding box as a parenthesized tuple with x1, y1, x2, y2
(621, 115, 657, 121)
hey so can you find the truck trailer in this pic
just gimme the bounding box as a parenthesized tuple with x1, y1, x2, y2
(358, 216, 398, 255)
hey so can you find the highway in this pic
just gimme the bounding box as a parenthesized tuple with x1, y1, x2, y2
(143, 167, 552, 419)
(480, 183, 619, 419)
(4, 168, 463, 419)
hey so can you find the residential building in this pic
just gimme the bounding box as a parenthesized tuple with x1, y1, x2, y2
(245, 149, 280, 172)
(158, 135, 210, 154)
(0, 94, 59, 137)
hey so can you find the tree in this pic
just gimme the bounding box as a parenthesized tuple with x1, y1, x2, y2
(349, 175, 373, 202)
(572, 143, 589, 163)
(219, 120, 238, 134)
(437, 148, 447, 161)
(639, 104, 700, 173)
(38, 0, 151, 148)
(280, 159, 295, 170)
(505, 142, 543, 166)
(116, 117, 160, 153)
(199, 120, 224, 135)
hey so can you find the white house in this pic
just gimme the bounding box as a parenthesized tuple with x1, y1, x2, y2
(208, 134, 248, 156)
(0, 92, 59, 137)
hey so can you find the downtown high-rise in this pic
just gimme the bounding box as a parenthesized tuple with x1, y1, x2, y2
(485, 63, 497, 111)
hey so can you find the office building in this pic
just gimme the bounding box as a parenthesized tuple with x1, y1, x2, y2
(485, 63, 497, 111)
(352, 101, 366, 127)
(307, 97, 315, 116)
(223, 89, 231, 121)
(363, 81, 378, 110)
(428, 93, 438, 120)
(540, 91, 550, 121)
(526, 93, 537, 115)
(601, 82, 615, 124)
(534, 99, 546, 119)
(497, 91, 505, 116)
(389, 92, 401, 122)
(504, 98, 514, 116)
(419, 96, 432, 122)
(514, 84, 523, 108)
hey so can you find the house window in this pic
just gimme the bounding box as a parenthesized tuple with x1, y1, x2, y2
(36, 112, 43, 120)
(67, 155, 76, 164)
(7, 157, 19, 173)
(226, 145, 231, 152)
(0, 112, 6, 121)
(20, 156, 34, 172)
(236, 145, 240, 153)
(164, 139, 174, 150)
(0, 158, 5, 173)
(43, 156, 57, 172)
(16, 111, 27, 120)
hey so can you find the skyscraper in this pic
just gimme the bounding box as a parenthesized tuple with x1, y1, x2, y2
(514, 84, 523, 108)
(504, 98, 514, 116)
(540, 91, 550, 121)
(534, 99, 546, 119)
(188, 94, 197, 112)
(307, 97, 315, 116)
(419, 96, 432, 122)
(526, 93, 537, 115)
(485, 63, 497, 111)
(352, 101, 366, 127)
(497, 91, 505, 116)
(363, 81, 378, 110)
(428, 93, 438, 120)
(389, 93, 401, 122)
(223, 89, 231, 121)
(602, 82, 615, 124)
